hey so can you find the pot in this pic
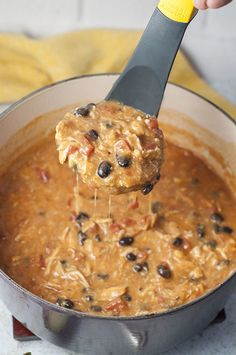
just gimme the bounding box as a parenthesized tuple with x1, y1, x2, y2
(0, 74, 236, 355)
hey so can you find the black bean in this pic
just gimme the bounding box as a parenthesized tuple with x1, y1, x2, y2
(119, 236, 134, 246)
(60, 260, 68, 266)
(126, 252, 137, 261)
(157, 264, 172, 279)
(172, 236, 183, 248)
(141, 182, 154, 195)
(221, 226, 233, 234)
(88, 103, 96, 108)
(90, 305, 102, 312)
(85, 295, 93, 302)
(38, 211, 46, 216)
(156, 173, 161, 181)
(97, 161, 112, 178)
(142, 262, 149, 272)
(213, 224, 233, 234)
(151, 201, 162, 213)
(105, 121, 113, 129)
(56, 298, 74, 309)
(191, 211, 200, 219)
(85, 129, 99, 141)
(76, 212, 89, 226)
(74, 107, 89, 117)
(116, 155, 132, 168)
(23, 256, 30, 267)
(210, 212, 224, 223)
(133, 263, 143, 272)
(72, 163, 78, 173)
(191, 177, 200, 186)
(95, 234, 101, 242)
(123, 294, 132, 302)
(97, 273, 109, 280)
(74, 103, 95, 117)
(211, 191, 220, 199)
(213, 223, 221, 234)
(158, 215, 166, 223)
(78, 231, 87, 246)
(217, 259, 230, 267)
(82, 287, 90, 293)
(196, 224, 205, 238)
(207, 240, 217, 249)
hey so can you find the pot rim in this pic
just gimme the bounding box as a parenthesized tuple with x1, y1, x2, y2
(0, 73, 235, 322)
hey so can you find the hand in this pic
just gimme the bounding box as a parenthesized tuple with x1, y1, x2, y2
(194, 0, 232, 9)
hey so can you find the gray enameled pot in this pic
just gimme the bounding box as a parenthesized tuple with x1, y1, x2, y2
(0, 75, 236, 354)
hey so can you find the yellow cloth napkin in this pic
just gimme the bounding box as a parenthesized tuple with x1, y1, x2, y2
(0, 29, 235, 119)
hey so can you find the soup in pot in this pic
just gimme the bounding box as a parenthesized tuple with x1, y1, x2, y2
(0, 110, 235, 316)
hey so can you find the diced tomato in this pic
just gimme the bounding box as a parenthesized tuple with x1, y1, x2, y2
(0, 233, 6, 241)
(142, 141, 157, 150)
(39, 254, 46, 269)
(128, 199, 140, 210)
(70, 211, 77, 223)
(36, 168, 50, 183)
(79, 137, 94, 158)
(105, 298, 127, 315)
(87, 223, 100, 235)
(109, 223, 123, 233)
(68, 137, 94, 159)
(121, 218, 135, 227)
(67, 197, 73, 208)
(139, 134, 157, 151)
(147, 119, 159, 130)
(68, 145, 79, 155)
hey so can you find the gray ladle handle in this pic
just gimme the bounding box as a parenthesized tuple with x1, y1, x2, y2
(106, 7, 197, 116)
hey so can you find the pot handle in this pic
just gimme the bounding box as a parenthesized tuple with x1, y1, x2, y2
(158, 0, 197, 23)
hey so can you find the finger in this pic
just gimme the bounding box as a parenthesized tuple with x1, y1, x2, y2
(206, 0, 232, 8)
(194, 0, 208, 10)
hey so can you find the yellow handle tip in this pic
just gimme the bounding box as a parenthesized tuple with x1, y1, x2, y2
(158, 0, 195, 23)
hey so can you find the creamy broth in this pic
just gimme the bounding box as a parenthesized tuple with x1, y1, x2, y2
(0, 126, 235, 316)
